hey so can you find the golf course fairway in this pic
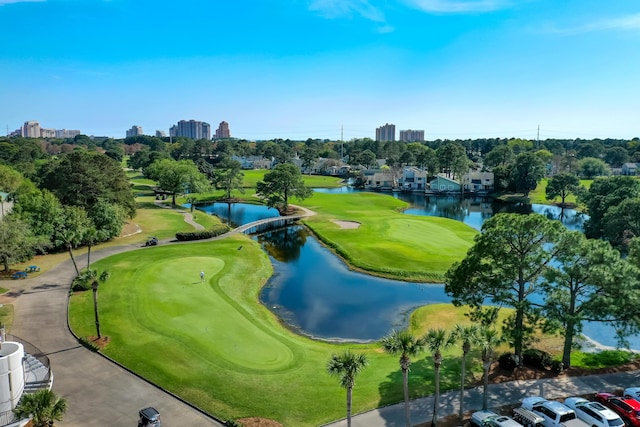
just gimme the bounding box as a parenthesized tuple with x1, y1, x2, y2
(70, 235, 458, 426)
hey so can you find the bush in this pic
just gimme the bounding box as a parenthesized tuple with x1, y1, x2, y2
(175, 224, 231, 241)
(71, 277, 91, 292)
(226, 420, 244, 427)
(551, 360, 564, 374)
(523, 349, 553, 369)
(498, 352, 519, 370)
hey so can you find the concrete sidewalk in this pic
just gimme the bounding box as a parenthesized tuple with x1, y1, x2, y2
(322, 370, 640, 427)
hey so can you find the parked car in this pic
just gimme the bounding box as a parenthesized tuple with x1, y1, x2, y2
(564, 397, 624, 427)
(595, 393, 640, 427)
(521, 397, 589, 427)
(138, 407, 161, 427)
(145, 236, 158, 247)
(624, 388, 640, 401)
(513, 407, 545, 427)
(471, 410, 523, 427)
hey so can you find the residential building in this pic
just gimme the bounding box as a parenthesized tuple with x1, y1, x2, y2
(126, 125, 144, 137)
(55, 129, 81, 138)
(400, 166, 427, 191)
(428, 174, 462, 193)
(40, 128, 56, 138)
(155, 130, 166, 138)
(375, 123, 395, 141)
(215, 121, 231, 139)
(461, 170, 495, 193)
(170, 120, 211, 140)
(399, 129, 425, 142)
(0, 191, 13, 219)
(364, 171, 396, 190)
(22, 121, 40, 138)
(622, 163, 638, 176)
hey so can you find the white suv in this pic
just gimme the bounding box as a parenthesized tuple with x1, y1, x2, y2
(522, 397, 589, 427)
(565, 397, 625, 427)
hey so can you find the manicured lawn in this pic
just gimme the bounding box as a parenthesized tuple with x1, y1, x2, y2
(242, 169, 344, 188)
(529, 178, 592, 206)
(300, 192, 478, 282)
(68, 240, 489, 426)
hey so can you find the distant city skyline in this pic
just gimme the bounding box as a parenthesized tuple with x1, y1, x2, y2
(1, 1, 639, 141)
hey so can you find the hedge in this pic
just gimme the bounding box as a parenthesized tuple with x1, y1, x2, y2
(175, 224, 232, 241)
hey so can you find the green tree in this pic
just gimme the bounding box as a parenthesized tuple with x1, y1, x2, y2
(423, 328, 454, 427)
(74, 268, 110, 338)
(145, 159, 210, 206)
(437, 142, 468, 180)
(578, 157, 610, 178)
(579, 176, 640, 239)
(326, 350, 368, 427)
(12, 188, 64, 243)
(541, 231, 638, 367)
(301, 146, 319, 174)
(451, 324, 479, 422)
(604, 146, 629, 168)
(256, 163, 312, 213)
(602, 198, 640, 250)
(0, 164, 24, 193)
(478, 327, 501, 410)
(513, 152, 546, 197)
(358, 150, 377, 169)
(212, 158, 244, 200)
(445, 213, 564, 364)
(53, 205, 92, 275)
(0, 216, 48, 271)
(381, 330, 424, 427)
(417, 146, 439, 175)
(545, 173, 581, 206)
(39, 150, 136, 217)
(483, 145, 515, 168)
(12, 388, 67, 427)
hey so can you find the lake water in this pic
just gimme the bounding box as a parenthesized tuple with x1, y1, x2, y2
(198, 194, 637, 348)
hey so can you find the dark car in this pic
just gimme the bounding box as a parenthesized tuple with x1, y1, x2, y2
(145, 237, 158, 247)
(594, 392, 640, 427)
(138, 407, 161, 427)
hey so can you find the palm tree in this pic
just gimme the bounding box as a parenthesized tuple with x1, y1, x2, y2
(424, 328, 454, 427)
(381, 329, 425, 427)
(451, 324, 479, 423)
(478, 327, 502, 410)
(13, 389, 67, 427)
(326, 349, 368, 427)
(75, 269, 110, 338)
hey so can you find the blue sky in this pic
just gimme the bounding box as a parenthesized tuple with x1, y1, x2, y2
(1, 0, 639, 141)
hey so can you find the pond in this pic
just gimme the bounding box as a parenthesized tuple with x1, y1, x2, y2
(198, 196, 637, 349)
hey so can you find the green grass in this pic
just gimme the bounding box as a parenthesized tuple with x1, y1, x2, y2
(300, 192, 478, 282)
(68, 241, 486, 426)
(242, 169, 344, 189)
(528, 178, 593, 206)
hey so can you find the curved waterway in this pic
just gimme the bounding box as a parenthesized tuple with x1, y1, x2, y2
(198, 194, 637, 348)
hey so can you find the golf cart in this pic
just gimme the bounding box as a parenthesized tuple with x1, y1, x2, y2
(138, 407, 161, 426)
(145, 236, 158, 247)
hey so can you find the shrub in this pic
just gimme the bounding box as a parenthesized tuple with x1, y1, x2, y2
(175, 224, 231, 241)
(551, 360, 564, 374)
(226, 420, 244, 427)
(71, 277, 91, 292)
(523, 349, 553, 369)
(498, 352, 518, 370)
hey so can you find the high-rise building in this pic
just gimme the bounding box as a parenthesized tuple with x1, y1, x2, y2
(399, 129, 425, 142)
(126, 125, 144, 137)
(55, 129, 81, 138)
(375, 123, 396, 142)
(214, 121, 231, 139)
(22, 121, 41, 138)
(170, 120, 211, 140)
(155, 130, 166, 138)
(40, 128, 56, 138)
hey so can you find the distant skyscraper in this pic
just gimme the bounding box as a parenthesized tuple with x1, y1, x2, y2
(155, 130, 166, 138)
(375, 123, 396, 142)
(399, 129, 425, 142)
(170, 120, 211, 140)
(214, 121, 231, 139)
(55, 129, 81, 138)
(126, 125, 144, 137)
(22, 121, 40, 138)
(40, 128, 56, 138)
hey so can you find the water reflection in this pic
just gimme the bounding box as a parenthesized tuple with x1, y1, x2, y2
(257, 226, 308, 263)
(258, 226, 449, 342)
(197, 202, 279, 228)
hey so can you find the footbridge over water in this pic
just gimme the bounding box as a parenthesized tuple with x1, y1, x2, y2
(233, 212, 309, 235)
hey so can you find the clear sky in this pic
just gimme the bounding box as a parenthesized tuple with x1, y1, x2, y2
(1, 0, 639, 141)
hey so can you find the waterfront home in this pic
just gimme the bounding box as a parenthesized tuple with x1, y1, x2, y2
(400, 167, 427, 191)
(428, 174, 462, 194)
(461, 170, 495, 194)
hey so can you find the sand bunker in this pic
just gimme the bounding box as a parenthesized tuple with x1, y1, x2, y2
(332, 220, 361, 229)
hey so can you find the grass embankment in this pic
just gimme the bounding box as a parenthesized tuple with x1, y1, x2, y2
(68, 238, 489, 426)
(300, 192, 478, 282)
(509, 178, 593, 207)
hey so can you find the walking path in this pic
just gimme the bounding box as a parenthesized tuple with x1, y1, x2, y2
(4, 204, 640, 427)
